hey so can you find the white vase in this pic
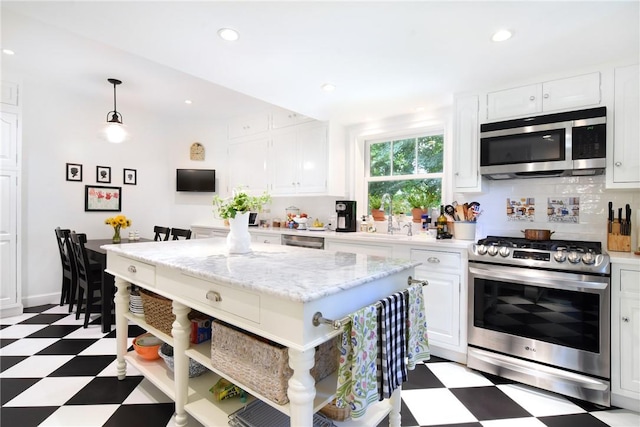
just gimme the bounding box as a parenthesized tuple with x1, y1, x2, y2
(226, 211, 252, 254)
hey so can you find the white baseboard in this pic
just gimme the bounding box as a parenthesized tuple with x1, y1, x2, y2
(1, 303, 24, 318)
(22, 292, 60, 309)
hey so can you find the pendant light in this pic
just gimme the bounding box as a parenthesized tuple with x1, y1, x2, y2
(99, 78, 129, 143)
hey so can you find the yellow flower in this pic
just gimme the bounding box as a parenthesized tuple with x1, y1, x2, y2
(105, 214, 132, 230)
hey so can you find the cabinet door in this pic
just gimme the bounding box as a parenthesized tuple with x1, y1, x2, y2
(415, 268, 460, 347)
(453, 95, 481, 192)
(325, 240, 393, 257)
(0, 111, 19, 169)
(542, 72, 601, 112)
(487, 84, 541, 120)
(297, 125, 327, 194)
(0, 171, 18, 309)
(228, 138, 269, 194)
(271, 109, 312, 129)
(612, 64, 640, 185)
(270, 132, 298, 194)
(620, 295, 640, 393)
(228, 113, 269, 139)
(251, 232, 280, 245)
(1, 81, 18, 106)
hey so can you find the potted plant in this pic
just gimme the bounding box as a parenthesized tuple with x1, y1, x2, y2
(213, 187, 271, 253)
(407, 190, 435, 223)
(369, 194, 386, 221)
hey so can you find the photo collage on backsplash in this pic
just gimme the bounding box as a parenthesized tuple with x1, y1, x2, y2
(506, 197, 535, 222)
(506, 197, 581, 224)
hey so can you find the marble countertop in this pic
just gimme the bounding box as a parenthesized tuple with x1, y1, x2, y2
(103, 239, 419, 303)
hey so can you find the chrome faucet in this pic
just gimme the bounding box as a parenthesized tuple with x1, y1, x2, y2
(403, 223, 413, 236)
(380, 193, 400, 235)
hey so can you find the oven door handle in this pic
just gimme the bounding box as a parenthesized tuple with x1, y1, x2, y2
(469, 265, 609, 291)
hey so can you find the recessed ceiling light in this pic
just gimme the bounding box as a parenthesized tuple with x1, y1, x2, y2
(218, 28, 239, 41)
(2, 49, 15, 55)
(321, 83, 336, 92)
(184, 100, 192, 105)
(492, 29, 512, 42)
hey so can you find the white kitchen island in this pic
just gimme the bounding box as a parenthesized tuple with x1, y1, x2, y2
(104, 238, 419, 427)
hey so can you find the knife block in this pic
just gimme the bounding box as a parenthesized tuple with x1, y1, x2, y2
(607, 222, 631, 252)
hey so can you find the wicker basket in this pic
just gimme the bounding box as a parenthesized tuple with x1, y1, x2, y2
(319, 399, 351, 421)
(210, 320, 339, 405)
(139, 289, 206, 336)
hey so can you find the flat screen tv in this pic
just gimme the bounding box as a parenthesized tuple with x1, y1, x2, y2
(176, 169, 216, 192)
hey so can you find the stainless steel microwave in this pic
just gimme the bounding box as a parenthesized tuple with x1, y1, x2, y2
(480, 107, 606, 179)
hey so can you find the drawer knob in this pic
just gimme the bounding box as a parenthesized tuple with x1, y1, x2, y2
(128, 265, 137, 273)
(427, 257, 440, 263)
(206, 291, 222, 302)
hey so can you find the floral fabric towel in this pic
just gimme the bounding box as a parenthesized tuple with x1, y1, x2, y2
(406, 283, 430, 369)
(377, 292, 407, 400)
(334, 304, 379, 419)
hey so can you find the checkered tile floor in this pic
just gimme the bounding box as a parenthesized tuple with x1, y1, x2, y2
(1, 304, 639, 427)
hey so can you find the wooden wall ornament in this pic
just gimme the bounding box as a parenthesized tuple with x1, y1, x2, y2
(190, 142, 205, 160)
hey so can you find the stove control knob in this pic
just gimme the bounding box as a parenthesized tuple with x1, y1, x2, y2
(553, 250, 567, 263)
(476, 244, 487, 255)
(498, 246, 510, 257)
(487, 245, 499, 256)
(582, 252, 596, 265)
(567, 251, 581, 264)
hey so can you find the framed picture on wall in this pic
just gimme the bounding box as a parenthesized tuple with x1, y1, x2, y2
(123, 168, 137, 185)
(84, 185, 121, 212)
(66, 163, 83, 182)
(96, 166, 111, 183)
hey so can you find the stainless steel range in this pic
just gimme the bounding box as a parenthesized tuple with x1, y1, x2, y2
(467, 236, 611, 406)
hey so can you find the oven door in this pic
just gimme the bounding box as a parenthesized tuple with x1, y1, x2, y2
(468, 262, 610, 379)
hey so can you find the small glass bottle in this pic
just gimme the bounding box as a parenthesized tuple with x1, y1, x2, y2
(436, 205, 448, 239)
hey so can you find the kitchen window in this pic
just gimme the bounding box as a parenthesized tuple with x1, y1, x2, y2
(365, 131, 443, 213)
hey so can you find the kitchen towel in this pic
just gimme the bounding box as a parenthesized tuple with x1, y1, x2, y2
(334, 304, 379, 419)
(406, 282, 430, 369)
(377, 291, 407, 400)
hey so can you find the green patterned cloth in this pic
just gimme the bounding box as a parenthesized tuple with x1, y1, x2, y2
(334, 304, 379, 418)
(406, 283, 430, 369)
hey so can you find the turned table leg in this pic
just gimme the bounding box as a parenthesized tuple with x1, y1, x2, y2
(388, 386, 402, 427)
(171, 301, 191, 427)
(287, 347, 317, 427)
(114, 278, 129, 380)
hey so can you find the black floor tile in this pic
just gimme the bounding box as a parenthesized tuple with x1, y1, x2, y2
(403, 363, 445, 390)
(428, 423, 483, 427)
(0, 355, 28, 372)
(481, 371, 518, 386)
(24, 324, 80, 338)
(65, 376, 144, 405)
(103, 402, 175, 427)
(0, 338, 19, 348)
(18, 313, 68, 324)
(0, 377, 41, 405)
(36, 338, 99, 355)
(425, 355, 448, 363)
(378, 399, 419, 426)
(0, 324, 9, 330)
(451, 386, 532, 420)
(49, 355, 116, 377)
(104, 323, 146, 339)
(23, 304, 57, 313)
(540, 413, 611, 427)
(0, 406, 58, 427)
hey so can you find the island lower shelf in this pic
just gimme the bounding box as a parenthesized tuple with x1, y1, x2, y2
(123, 312, 394, 426)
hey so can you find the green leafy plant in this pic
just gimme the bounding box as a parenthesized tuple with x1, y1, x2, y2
(407, 189, 437, 210)
(213, 187, 271, 219)
(369, 194, 382, 210)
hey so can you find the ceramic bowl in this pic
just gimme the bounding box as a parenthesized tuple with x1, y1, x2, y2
(133, 333, 162, 360)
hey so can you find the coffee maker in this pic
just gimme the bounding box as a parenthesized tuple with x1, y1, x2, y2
(335, 200, 357, 232)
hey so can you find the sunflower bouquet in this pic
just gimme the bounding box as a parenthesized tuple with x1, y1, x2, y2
(105, 214, 132, 243)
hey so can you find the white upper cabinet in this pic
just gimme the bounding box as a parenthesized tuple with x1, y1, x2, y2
(227, 138, 270, 194)
(453, 95, 481, 192)
(271, 109, 312, 129)
(487, 72, 601, 121)
(0, 111, 19, 169)
(609, 64, 640, 188)
(1, 81, 18, 106)
(228, 112, 270, 140)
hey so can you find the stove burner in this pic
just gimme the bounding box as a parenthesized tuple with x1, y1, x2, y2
(477, 236, 602, 254)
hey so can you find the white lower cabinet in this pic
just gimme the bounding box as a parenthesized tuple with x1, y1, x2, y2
(611, 262, 640, 410)
(251, 231, 281, 245)
(325, 239, 393, 257)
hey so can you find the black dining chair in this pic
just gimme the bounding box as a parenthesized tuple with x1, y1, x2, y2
(153, 226, 170, 241)
(69, 231, 103, 328)
(54, 227, 76, 311)
(170, 228, 192, 240)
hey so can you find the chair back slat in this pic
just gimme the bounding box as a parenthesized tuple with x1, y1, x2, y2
(170, 228, 192, 240)
(153, 226, 171, 241)
(55, 227, 75, 272)
(69, 231, 91, 284)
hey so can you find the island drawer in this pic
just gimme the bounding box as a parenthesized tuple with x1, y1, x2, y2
(108, 255, 156, 286)
(410, 249, 461, 273)
(161, 274, 261, 324)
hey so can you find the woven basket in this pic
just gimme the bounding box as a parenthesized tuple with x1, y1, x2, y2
(210, 320, 339, 405)
(139, 289, 205, 336)
(319, 399, 351, 421)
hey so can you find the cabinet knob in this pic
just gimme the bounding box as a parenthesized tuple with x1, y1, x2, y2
(206, 291, 222, 302)
(529, 96, 535, 101)
(455, 172, 459, 176)
(622, 316, 630, 322)
(543, 93, 549, 99)
(427, 257, 440, 263)
(128, 265, 137, 273)
(615, 161, 622, 167)
(263, 240, 270, 243)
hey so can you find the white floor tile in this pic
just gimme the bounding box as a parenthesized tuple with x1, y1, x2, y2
(39, 404, 120, 427)
(122, 378, 173, 404)
(43, 305, 75, 315)
(0, 338, 59, 355)
(79, 337, 134, 356)
(0, 355, 74, 378)
(165, 411, 204, 427)
(590, 409, 640, 427)
(97, 357, 142, 377)
(0, 312, 38, 325)
(63, 325, 110, 339)
(4, 376, 94, 407)
(52, 314, 90, 325)
(481, 417, 548, 427)
(401, 388, 478, 425)
(427, 362, 494, 388)
(496, 384, 585, 417)
(0, 323, 48, 338)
